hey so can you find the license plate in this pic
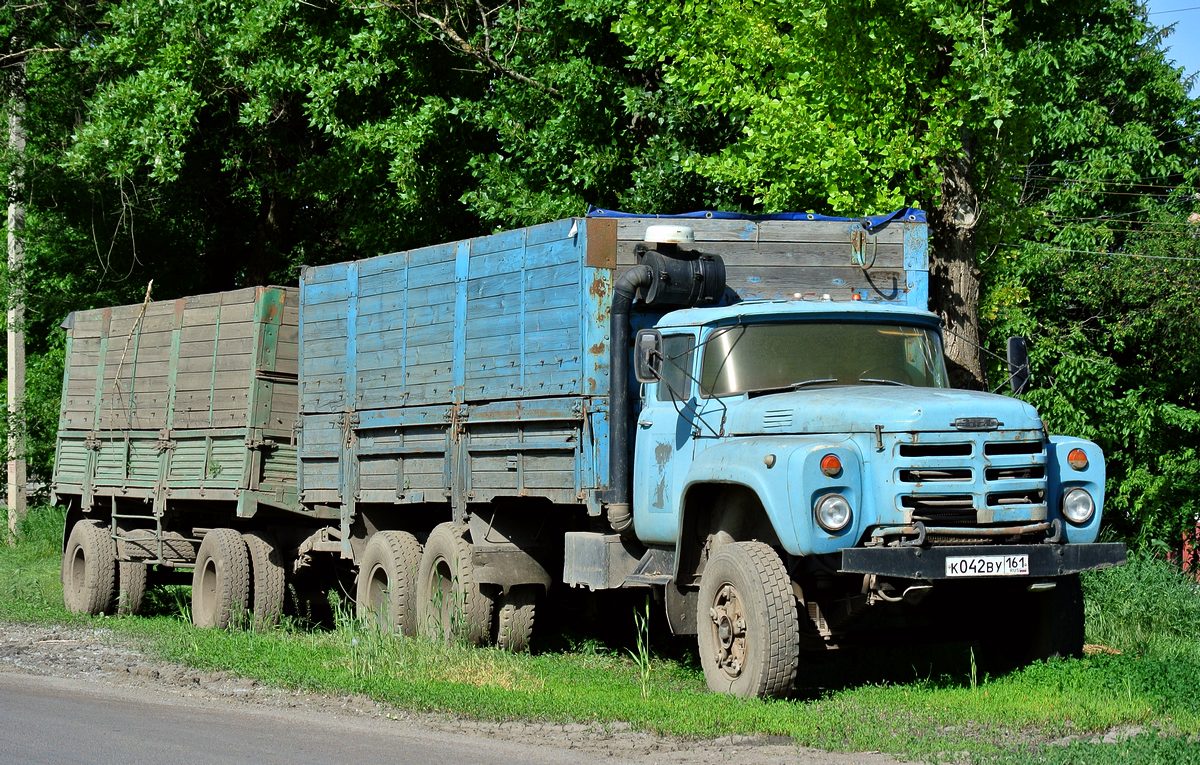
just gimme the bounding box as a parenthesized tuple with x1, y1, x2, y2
(945, 554, 1029, 577)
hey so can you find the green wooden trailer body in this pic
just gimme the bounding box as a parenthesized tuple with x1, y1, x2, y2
(51, 287, 299, 564)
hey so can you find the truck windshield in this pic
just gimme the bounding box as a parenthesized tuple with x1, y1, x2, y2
(699, 321, 949, 397)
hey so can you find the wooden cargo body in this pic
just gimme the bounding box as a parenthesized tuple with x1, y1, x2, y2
(52, 286, 300, 543)
(298, 213, 928, 522)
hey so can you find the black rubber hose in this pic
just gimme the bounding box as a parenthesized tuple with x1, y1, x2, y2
(607, 264, 654, 533)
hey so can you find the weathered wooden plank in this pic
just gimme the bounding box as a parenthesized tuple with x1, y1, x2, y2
(614, 240, 905, 270)
(405, 260, 457, 291)
(178, 336, 254, 359)
(177, 354, 252, 375)
(613, 217, 906, 245)
(301, 299, 348, 324)
(302, 262, 351, 286)
(398, 283, 456, 310)
(180, 302, 256, 325)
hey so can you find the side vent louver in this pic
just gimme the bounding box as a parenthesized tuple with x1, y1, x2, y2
(762, 410, 793, 430)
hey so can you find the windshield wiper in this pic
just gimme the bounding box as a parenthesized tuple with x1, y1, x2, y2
(790, 378, 839, 389)
(858, 377, 910, 386)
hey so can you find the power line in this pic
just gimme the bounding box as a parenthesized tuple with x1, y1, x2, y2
(1028, 189, 1175, 199)
(1024, 132, 1200, 168)
(1024, 175, 1195, 191)
(997, 242, 1200, 262)
(1148, 5, 1200, 14)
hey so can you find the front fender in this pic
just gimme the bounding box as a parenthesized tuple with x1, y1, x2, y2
(1047, 436, 1106, 544)
(678, 435, 862, 556)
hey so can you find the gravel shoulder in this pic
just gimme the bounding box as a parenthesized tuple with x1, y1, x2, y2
(0, 621, 901, 765)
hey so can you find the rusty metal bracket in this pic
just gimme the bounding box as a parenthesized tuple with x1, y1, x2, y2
(850, 226, 879, 269)
(340, 410, 359, 447)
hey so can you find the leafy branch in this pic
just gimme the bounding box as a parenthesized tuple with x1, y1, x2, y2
(382, 0, 560, 96)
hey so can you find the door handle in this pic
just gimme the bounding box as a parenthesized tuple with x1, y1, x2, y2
(638, 420, 653, 428)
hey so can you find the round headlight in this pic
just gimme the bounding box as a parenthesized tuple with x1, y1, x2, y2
(815, 494, 852, 532)
(1062, 488, 1095, 525)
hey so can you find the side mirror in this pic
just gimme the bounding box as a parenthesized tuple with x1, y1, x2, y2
(634, 329, 663, 383)
(1006, 336, 1031, 395)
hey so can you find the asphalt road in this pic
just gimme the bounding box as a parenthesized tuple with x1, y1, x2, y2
(0, 672, 592, 765)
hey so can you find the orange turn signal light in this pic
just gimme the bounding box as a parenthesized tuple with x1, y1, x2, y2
(820, 454, 843, 477)
(1067, 448, 1089, 471)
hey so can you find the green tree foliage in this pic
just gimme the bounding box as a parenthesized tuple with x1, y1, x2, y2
(979, 6, 1200, 549)
(2, 0, 1199, 554)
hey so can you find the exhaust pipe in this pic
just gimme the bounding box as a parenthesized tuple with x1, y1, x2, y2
(605, 233, 725, 534)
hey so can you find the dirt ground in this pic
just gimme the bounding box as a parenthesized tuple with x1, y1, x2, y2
(0, 621, 902, 764)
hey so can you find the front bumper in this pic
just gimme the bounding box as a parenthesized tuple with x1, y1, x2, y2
(840, 542, 1127, 580)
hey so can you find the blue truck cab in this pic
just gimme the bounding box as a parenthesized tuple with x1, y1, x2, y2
(621, 296, 1121, 697)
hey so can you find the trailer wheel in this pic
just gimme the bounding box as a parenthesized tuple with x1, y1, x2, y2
(191, 528, 250, 628)
(697, 541, 799, 698)
(496, 586, 537, 652)
(417, 523, 494, 645)
(356, 531, 422, 635)
(62, 519, 118, 615)
(115, 561, 148, 616)
(244, 531, 286, 631)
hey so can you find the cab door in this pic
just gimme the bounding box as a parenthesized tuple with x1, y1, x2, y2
(633, 332, 700, 544)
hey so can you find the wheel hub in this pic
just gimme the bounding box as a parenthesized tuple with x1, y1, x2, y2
(708, 583, 747, 678)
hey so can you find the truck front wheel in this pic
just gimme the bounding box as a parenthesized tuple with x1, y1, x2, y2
(356, 530, 422, 635)
(62, 519, 118, 615)
(417, 523, 494, 645)
(697, 541, 800, 698)
(978, 574, 1085, 672)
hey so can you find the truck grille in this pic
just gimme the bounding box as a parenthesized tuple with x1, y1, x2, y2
(894, 434, 1047, 528)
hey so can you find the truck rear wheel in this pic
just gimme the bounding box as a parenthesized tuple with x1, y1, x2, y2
(115, 561, 148, 615)
(62, 519, 118, 615)
(417, 523, 493, 645)
(191, 528, 250, 628)
(697, 541, 799, 698)
(356, 531, 422, 635)
(496, 586, 536, 652)
(244, 531, 286, 630)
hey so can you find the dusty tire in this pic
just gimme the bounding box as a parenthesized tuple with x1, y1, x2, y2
(1033, 574, 1085, 660)
(496, 587, 537, 652)
(244, 531, 286, 631)
(980, 575, 1085, 672)
(61, 520, 118, 615)
(417, 523, 494, 645)
(697, 541, 799, 698)
(191, 528, 251, 629)
(115, 561, 148, 615)
(355, 531, 422, 635)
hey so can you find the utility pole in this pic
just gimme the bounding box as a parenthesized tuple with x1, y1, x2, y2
(6, 61, 26, 541)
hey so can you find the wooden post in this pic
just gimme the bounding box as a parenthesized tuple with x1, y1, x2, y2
(6, 65, 27, 541)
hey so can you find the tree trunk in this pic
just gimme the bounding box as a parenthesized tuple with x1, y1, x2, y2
(929, 141, 985, 390)
(5, 62, 27, 541)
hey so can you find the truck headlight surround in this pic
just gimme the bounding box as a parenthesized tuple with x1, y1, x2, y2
(1062, 488, 1095, 525)
(815, 494, 852, 533)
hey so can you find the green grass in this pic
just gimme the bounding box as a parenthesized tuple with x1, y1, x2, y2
(3, 505, 1199, 762)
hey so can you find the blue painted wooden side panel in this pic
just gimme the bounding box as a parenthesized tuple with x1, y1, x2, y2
(298, 218, 608, 510)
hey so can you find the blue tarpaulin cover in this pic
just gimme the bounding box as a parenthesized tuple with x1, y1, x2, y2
(586, 206, 926, 230)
